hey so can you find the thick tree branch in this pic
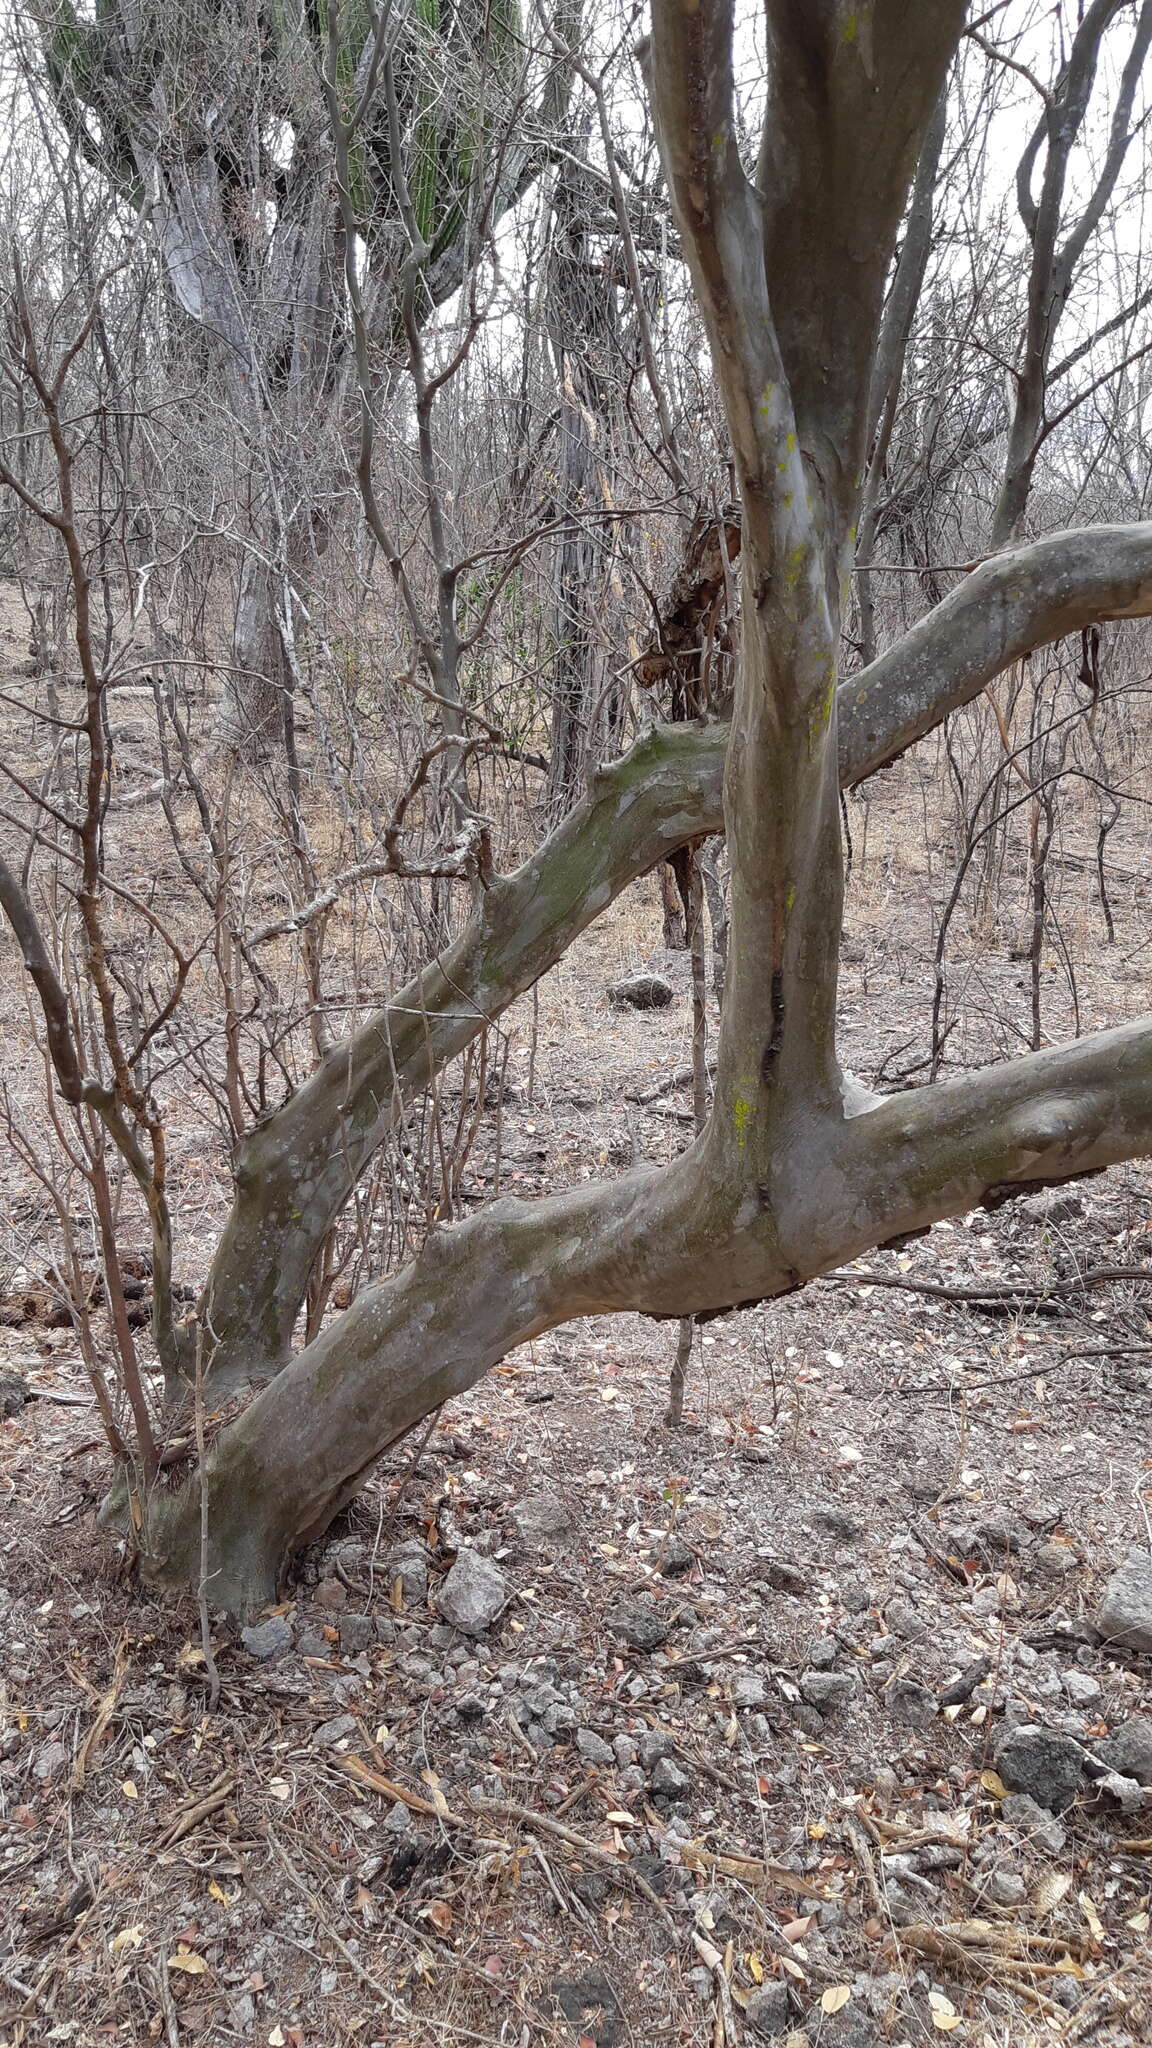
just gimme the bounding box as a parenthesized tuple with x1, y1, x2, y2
(841, 522, 1152, 782)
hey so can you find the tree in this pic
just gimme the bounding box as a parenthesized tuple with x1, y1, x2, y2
(5, 0, 1152, 1618)
(28, 0, 576, 750)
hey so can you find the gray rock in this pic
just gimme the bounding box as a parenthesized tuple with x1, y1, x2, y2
(1001, 1792, 1067, 1854)
(982, 1867, 1027, 1908)
(437, 1551, 508, 1635)
(607, 971, 674, 1011)
(637, 1729, 674, 1771)
(732, 1671, 769, 1710)
(658, 1538, 694, 1576)
(240, 1617, 293, 1661)
(1096, 1717, 1152, 1786)
(808, 1497, 863, 1542)
(1060, 1669, 1102, 1709)
(512, 1492, 574, 1548)
(759, 1558, 809, 1594)
(541, 1702, 577, 1740)
(885, 1597, 928, 1642)
(313, 1713, 358, 1748)
(799, 1670, 860, 1714)
(686, 1965, 714, 2004)
(1034, 1542, 1079, 1579)
(455, 1693, 486, 1724)
(575, 1727, 615, 1767)
(1017, 1190, 1085, 1226)
(888, 1679, 936, 1728)
(1097, 1549, 1152, 1654)
(0, 1371, 31, 1418)
(33, 1740, 69, 1781)
(385, 1542, 430, 1605)
(651, 1754, 691, 1799)
(805, 1635, 839, 1670)
(609, 1601, 670, 1651)
(994, 1725, 1085, 1813)
(1093, 1769, 1152, 1814)
(296, 1628, 332, 1660)
(339, 1612, 375, 1656)
(745, 1981, 792, 2037)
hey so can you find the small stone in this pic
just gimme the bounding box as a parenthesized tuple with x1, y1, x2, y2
(1097, 1549, 1152, 1653)
(658, 1538, 694, 1576)
(1001, 1792, 1067, 1854)
(313, 1578, 347, 1612)
(745, 1980, 792, 2037)
(651, 1755, 691, 1799)
(760, 1559, 808, 1594)
(994, 1725, 1084, 1813)
(686, 1965, 713, 2004)
(609, 1601, 670, 1651)
(313, 1713, 358, 1749)
(1060, 1669, 1102, 1708)
(1017, 1189, 1084, 1225)
(969, 1583, 1001, 1615)
(1093, 1769, 1152, 1813)
(982, 1867, 1027, 1908)
(575, 1727, 615, 1766)
(808, 1498, 862, 1542)
(1096, 1717, 1152, 1786)
(33, 1740, 69, 1781)
(320, 1970, 339, 1996)
(339, 1613, 375, 1656)
(512, 1492, 574, 1548)
(732, 1670, 769, 1710)
(606, 971, 674, 1010)
(799, 1670, 860, 1714)
(296, 1629, 332, 1661)
(437, 1551, 507, 1635)
(385, 1543, 430, 1605)
(0, 1371, 31, 1418)
(888, 1679, 935, 1729)
(805, 1635, 838, 1670)
(884, 1597, 928, 1642)
(1034, 1542, 1079, 1579)
(637, 1729, 673, 1770)
(239, 1617, 293, 1661)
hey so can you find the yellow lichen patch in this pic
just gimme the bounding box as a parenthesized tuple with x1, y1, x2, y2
(733, 1094, 755, 1151)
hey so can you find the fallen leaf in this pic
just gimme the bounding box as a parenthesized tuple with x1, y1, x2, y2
(605, 1809, 637, 1825)
(929, 1989, 963, 2031)
(424, 1899, 453, 1934)
(121, 1780, 139, 1800)
(821, 1985, 852, 2014)
(1031, 1870, 1072, 1916)
(208, 1880, 234, 1906)
(1079, 1892, 1105, 1943)
(168, 1948, 209, 1976)
(1126, 1910, 1150, 1932)
(268, 2030, 286, 2047)
(979, 1770, 1007, 1799)
(110, 1926, 145, 1953)
(268, 1778, 292, 1800)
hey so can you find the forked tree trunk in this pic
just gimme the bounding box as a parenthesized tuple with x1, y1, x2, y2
(122, 2, 1152, 1617)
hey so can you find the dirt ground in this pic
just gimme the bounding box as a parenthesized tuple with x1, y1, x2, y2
(2, 594, 1152, 2047)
